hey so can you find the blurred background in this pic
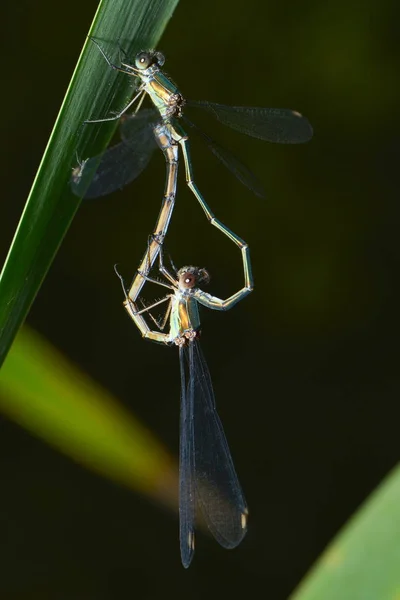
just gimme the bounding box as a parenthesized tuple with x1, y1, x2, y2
(1, 0, 399, 597)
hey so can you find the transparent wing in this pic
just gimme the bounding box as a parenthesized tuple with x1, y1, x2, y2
(187, 100, 313, 144)
(120, 107, 159, 142)
(189, 340, 248, 549)
(71, 109, 158, 199)
(179, 345, 196, 569)
(182, 116, 265, 198)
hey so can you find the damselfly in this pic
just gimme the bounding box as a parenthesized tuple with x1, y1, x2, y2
(117, 237, 253, 567)
(72, 40, 312, 302)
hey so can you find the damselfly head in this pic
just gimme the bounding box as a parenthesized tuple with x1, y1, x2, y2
(178, 266, 210, 289)
(135, 50, 165, 70)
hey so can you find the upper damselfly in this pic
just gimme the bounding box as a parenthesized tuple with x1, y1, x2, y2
(72, 40, 312, 302)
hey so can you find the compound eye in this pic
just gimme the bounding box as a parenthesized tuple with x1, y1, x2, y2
(154, 51, 165, 66)
(181, 273, 196, 288)
(185, 274, 194, 285)
(135, 52, 152, 70)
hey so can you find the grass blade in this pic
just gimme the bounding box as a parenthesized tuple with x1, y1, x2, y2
(290, 464, 400, 600)
(0, 0, 179, 367)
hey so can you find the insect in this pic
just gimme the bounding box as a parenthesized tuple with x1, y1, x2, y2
(117, 236, 253, 567)
(72, 40, 313, 303)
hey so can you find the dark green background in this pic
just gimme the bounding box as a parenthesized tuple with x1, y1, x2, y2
(1, 0, 399, 597)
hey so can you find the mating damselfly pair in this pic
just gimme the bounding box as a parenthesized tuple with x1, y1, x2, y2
(72, 39, 312, 567)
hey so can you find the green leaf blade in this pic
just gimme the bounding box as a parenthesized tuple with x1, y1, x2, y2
(0, 0, 180, 366)
(290, 464, 400, 600)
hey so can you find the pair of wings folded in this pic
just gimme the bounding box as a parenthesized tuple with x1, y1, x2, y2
(179, 340, 247, 568)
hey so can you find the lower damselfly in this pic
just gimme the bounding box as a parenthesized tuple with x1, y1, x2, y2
(117, 239, 253, 567)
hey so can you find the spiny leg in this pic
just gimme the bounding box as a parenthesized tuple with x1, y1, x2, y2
(116, 41, 129, 63)
(89, 37, 139, 75)
(116, 263, 170, 322)
(118, 263, 174, 341)
(140, 298, 172, 332)
(143, 233, 178, 289)
(124, 295, 172, 344)
(84, 37, 145, 124)
(136, 268, 175, 291)
(84, 88, 145, 124)
(134, 294, 173, 316)
(154, 235, 179, 287)
(157, 297, 173, 331)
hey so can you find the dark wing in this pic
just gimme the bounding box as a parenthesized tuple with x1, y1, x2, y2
(179, 345, 196, 569)
(187, 100, 313, 143)
(190, 339, 248, 549)
(181, 116, 265, 198)
(71, 109, 158, 199)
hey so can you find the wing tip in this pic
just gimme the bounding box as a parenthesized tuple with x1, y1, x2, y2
(290, 111, 314, 143)
(181, 530, 195, 569)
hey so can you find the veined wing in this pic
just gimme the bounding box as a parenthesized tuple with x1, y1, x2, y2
(181, 115, 265, 198)
(71, 109, 158, 199)
(179, 344, 196, 569)
(120, 107, 160, 142)
(187, 100, 313, 144)
(189, 339, 248, 549)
